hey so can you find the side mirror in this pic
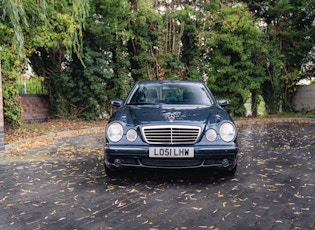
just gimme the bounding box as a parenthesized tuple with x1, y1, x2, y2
(217, 99, 229, 107)
(110, 99, 123, 115)
(111, 99, 123, 107)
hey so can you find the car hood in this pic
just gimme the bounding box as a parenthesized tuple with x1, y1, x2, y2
(112, 104, 231, 125)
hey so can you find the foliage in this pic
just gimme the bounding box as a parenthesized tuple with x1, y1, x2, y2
(177, 5, 204, 80)
(1, 0, 315, 123)
(201, 2, 267, 116)
(126, 4, 162, 81)
(17, 76, 46, 94)
(86, 0, 134, 100)
(0, 0, 89, 126)
(1, 0, 89, 58)
(48, 46, 111, 120)
(244, 0, 315, 113)
(0, 33, 22, 126)
(43, 0, 134, 120)
(301, 47, 315, 81)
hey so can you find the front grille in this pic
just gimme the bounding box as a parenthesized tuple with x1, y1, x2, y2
(142, 125, 201, 144)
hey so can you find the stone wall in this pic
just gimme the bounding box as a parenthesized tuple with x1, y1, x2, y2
(20, 94, 50, 122)
(292, 84, 315, 111)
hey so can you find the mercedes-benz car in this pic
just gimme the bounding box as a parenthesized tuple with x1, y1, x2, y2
(104, 80, 238, 175)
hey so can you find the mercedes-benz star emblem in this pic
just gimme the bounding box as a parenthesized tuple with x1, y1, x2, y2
(167, 113, 176, 121)
(163, 111, 181, 122)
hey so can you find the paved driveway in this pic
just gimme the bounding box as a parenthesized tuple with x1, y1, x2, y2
(0, 120, 314, 229)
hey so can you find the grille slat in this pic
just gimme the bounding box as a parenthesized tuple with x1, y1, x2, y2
(142, 125, 201, 144)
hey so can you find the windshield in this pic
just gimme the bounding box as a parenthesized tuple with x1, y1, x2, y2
(127, 82, 214, 106)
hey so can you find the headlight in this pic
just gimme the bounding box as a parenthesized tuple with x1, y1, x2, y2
(107, 122, 123, 142)
(206, 129, 217, 142)
(219, 122, 236, 142)
(126, 129, 137, 142)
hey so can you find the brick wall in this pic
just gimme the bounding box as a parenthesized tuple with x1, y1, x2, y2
(292, 84, 315, 111)
(20, 94, 50, 122)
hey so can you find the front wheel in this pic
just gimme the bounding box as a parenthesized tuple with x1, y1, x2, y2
(104, 163, 117, 177)
(224, 164, 237, 176)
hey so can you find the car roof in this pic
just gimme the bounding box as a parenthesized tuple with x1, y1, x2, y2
(137, 80, 204, 85)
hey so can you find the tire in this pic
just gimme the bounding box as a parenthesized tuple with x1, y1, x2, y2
(104, 163, 116, 177)
(225, 164, 237, 176)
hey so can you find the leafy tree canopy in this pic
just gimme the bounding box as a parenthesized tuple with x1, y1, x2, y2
(201, 2, 267, 116)
(1, 0, 315, 124)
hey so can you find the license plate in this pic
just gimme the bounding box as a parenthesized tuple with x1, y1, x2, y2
(149, 147, 194, 158)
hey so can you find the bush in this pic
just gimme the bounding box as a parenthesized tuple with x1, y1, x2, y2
(1, 47, 22, 127)
(48, 47, 110, 121)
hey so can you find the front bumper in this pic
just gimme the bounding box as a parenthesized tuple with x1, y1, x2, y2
(104, 144, 238, 170)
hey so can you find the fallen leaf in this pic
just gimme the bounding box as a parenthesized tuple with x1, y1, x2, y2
(117, 202, 126, 207)
(217, 191, 224, 198)
(106, 185, 115, 191)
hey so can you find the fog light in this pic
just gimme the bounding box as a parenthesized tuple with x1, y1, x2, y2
(222, 158, 229, 167)
(114, 159, 122, 167)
